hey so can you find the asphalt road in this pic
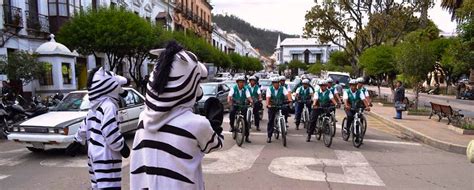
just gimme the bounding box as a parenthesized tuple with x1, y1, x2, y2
(367, 86, 474, 118)
(0, 109, 472, 190)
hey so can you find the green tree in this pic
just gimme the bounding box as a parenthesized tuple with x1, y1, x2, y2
(229, 53, 243, 72)
(57, 7, 153, 72)
(277, 64, 287, 75)
(395, 41, 436, 109)
(0, 51, 46, 93)
(308, 63, 325, 75)
(304, 1, 425, 73)
(287, 60, 307, 77)
(359, 45, 397, 95)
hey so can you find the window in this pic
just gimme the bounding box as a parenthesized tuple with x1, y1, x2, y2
(48, 0, 57, 16)
(316, 54, 322, 63)
(292, 54, 299, 61)
(124, 90, 144, 107)
(40, 63, 53, 86)
(62, 63, 72, 84)
(58, 0, 68, 16)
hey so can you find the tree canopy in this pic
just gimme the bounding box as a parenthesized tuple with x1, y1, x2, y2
(0, 51, 46, 86)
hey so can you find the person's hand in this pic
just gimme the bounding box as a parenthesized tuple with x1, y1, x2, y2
(65, 141, 83, 157)
(204, 97, 224, 135)
(120, 143, 130, 158)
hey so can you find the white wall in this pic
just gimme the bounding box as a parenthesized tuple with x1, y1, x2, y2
(280, 45, 331, 64)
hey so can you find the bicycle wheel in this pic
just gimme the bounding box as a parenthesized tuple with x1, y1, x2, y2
(274, 118, 280, 140)
(316, 118, 322, 141)
(360, 116, 367, 144)
(1, 118, 8, 139)
(280, 118, 287, 147)
(235, 117, 245, 147)
(352, 121, 363, 148)
(341, 117, 350, 141)
(331, 114, 336, 137)
(246, 109, 253, 129)
(232, 119, 237, 140)
(322, 118, 333, 147)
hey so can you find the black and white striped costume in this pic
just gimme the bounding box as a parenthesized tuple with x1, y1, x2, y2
(74, 67, 128, 189)
(130, 49, 223, 189)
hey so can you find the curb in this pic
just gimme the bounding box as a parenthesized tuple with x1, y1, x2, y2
(367, 111, 467, 155)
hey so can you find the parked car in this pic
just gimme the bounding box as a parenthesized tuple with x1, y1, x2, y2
(326, 71, 350, 87)
(232, 73, 245, 80)
(214, 72, 233, 82)
(194, 82, 231, 114)
(7, 88, 145, 152)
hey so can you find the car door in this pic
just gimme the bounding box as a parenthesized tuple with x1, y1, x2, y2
(117, 98, 130, 132)
(124, 90, 145, 130)
(219, 84, 230, 109)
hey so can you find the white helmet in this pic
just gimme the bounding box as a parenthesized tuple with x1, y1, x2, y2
(349, 79, 358, 85)
(249, 76, 257, 81)
(302, 79, 310, 84)
(326, 78, 333, 83)
(357, 77, 365, 83)
(235, 76, 246, 82)
(271, 77, 280, 83)
(279, 76, 286, 81)
(318, 79, 328, 85)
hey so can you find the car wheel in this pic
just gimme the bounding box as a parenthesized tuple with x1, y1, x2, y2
(27, 147, 44, 153)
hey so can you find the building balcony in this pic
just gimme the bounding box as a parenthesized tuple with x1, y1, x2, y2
(2, 5, 23, 29)
(192, 14, 198, 23)
(175, 2, 183, 13)
(185, 8, 193, 19)
(25, 11, 50, 34)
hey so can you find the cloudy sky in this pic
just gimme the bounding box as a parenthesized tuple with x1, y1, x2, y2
(211, 0, 457, 35)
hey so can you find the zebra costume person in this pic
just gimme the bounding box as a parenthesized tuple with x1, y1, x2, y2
(130, 41, 224, 189)
(66, 67, 131, 189)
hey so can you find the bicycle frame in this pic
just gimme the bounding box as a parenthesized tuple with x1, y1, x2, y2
(352, 108, 364, 136)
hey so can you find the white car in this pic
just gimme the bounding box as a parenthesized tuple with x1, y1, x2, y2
(7, 88, 145, 152)
(214, 72, 233, 82)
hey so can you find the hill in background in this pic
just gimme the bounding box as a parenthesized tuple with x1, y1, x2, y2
(212, 14, 298, 56)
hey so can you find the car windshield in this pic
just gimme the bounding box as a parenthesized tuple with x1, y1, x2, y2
(329, 74, 350, 85)
(260, 80, 271, 86)
(201, 84, 217, 95)
(216, 73, 229, 78)
(54, 93, 90, 111)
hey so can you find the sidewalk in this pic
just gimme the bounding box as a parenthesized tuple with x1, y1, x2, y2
(368, 104, 474, 155)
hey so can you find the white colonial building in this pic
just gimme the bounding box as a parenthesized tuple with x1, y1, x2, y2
(211, 24, 260, 58)
(273, 35, 338, 65)
(0, 0, 175, 96)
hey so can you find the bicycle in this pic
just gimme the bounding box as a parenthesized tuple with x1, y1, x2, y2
(341, 107, 367, 148)
(232, 104, 250, 147)
(270, 104, 288, 147)
(298, 99, 311, 130)
(315, 106, 336, 147)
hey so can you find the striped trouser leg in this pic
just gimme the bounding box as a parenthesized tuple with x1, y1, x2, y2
(88, 159, 98, 189)
(93, 162, 122, 189)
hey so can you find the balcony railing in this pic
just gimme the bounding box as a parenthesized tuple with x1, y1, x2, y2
(185, 8, 193, 19)
(25, 11, 50, 33)
(175, 2, 183, 13)
(2, 5, 23, 28)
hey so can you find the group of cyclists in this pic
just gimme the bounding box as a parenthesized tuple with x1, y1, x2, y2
(226, 74, 372, 145)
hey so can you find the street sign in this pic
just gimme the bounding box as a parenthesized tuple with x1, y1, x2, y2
(268, 150, 385, 186)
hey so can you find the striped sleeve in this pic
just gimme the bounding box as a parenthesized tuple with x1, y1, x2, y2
(74, 118, 88, 145)
(100, 105, 124, 152)
(197, 119, 223, 154)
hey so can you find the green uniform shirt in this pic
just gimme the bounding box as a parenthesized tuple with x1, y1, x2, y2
(270, 86, 285, 105)
(232, 85, 248, 105)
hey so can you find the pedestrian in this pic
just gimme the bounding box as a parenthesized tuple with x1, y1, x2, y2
(129, 41, 224, 189)
(66, 67, 131, 190)
(393, 80, 405, 119)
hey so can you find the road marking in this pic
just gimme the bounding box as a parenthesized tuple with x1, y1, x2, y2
(0, 152, 29, 166)
(0, 175, 9, 180)
(203, 144, 265, 174)
(268, 150, 385, 186)
(0, 148, 28, 154)
(40, 156, 130, 168)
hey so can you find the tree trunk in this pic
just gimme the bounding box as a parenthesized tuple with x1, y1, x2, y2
(415, 82, 420, 110)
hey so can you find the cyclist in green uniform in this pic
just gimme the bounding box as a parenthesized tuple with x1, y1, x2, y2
(266, 77, 292, 143)
(357, 77, 372, 106)
(228, 76, 253, 143)
(308, 80, 338, 142)
(279, 76, 292, 128)
(343, 79, 371, 134)
(295, 79, 314, 130)
(247, 76, 263, 131)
